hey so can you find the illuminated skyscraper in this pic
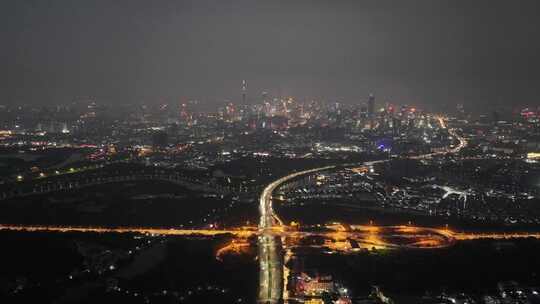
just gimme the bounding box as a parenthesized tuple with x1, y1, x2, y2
(367, 93, 375, 117)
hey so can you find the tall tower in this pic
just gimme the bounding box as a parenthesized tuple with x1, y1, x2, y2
(367, 93, 375, 117)
(242, 80, 247, 104)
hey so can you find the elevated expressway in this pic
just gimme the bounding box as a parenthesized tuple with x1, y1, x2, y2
(258, 166, 335, 303)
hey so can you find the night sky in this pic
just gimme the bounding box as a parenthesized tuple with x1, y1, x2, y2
(2, 0, 540, 110)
